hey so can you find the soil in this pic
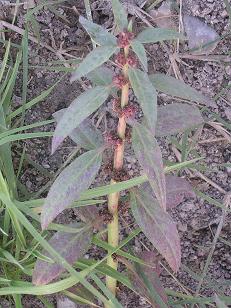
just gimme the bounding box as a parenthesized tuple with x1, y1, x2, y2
(0, 0, 230, 307)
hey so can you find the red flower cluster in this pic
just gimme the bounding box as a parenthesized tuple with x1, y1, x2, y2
(127, 55, 138, 68)
(114, 52, 127, 66)
(112, 74, 128, 89)
(104, 132, 123, 148)
(122, 104, 138, 119)
(117, 30, 134, 48)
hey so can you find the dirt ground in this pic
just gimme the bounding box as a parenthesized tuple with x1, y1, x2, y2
(0, 0, 230, 307)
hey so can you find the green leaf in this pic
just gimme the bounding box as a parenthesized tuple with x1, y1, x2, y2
(41, 150, 102, 230)
(53, 108, 103, 150)
(71, 46, 118, 82)
(137, 28, 185, 44)
(128, 68, 157, 133)
(150, 73, 211, 105)
(79, 16, 117, 46)
(156, 103, 204, 137)
(87, 65, 114, 87)
(131, 40, 148, 72)
(33, 224, 93, 285)
(111, 0, 128, 31)
(132, 124, 166, 209)
(130, 188, 181, 272)
(52, 86, 109, 153)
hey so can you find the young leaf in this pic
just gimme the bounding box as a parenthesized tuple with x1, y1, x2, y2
(33, 223, 93, 285)
(128, 68, 157, 133)
(130, 188, 181, 272)
(52, 86, 109, 153)
(150, 73, 211, 105)
(136, 28, 185, 44)
(166, 175, 196, 209)
(131, 40, 148, 72)
(155, 103, 204, 137)
(53, 109, 103, 150)
(71, 46, 118, 82)
(79, 15, 117, 46)
(111, 0, 128, 32)
(41, 150, 102, 230)
(132, 123, 166, 210)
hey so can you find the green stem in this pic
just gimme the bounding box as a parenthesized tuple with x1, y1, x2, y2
(106, 46, 129, 305)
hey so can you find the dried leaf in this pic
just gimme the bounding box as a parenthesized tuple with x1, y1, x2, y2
(71, 46, 118, 82)
(136, 28, 185, 44)
(128, 68, 157, 133)
(155, 103, 204, 137)
(41, 150, 102, 230)
(150, 73, 211, 105)
(53, 109, 103, 150)
(112, 0, 128, 32)
(183, 15, 220, 55)
(131, 188, 181, 272)
(79, 16, 117, 46)
(132, 123, 166, 210)
(131, 40, 148, 72)
(52, 86, 109, 153)
(149, 1, 176, 30)
(33, 223, 93, 285)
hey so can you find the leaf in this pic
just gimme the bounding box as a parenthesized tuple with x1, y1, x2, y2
(166, 176, 196, 209)
(132, 123, 166, 209)
(155, 103, 204, 137)
(33, 223, 93, 285)
(131, 40, 148, 72)
(150, 73, 211, 105)
(183, 15, 219, 55)
(53, 108, 103, 150)
(79, 15, 117, 46)
(70, 46, 118, 82)
(111, 0, 128, 32)
(130, 188, 181, 272)
(52, 86, 109, 153)
(87, 65, 114, 86)
(214, 295, 228, 308)
(128, 68, 157, 133)
(125, 258, 168, 308)
(136, 28, 185, 44)
(41, 150, 102, 230)
(149, 1, 176, 30)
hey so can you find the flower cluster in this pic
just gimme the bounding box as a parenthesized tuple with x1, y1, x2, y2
(104, 131, 123, 148)
(112, 74, 128, 89)
(117, 30, 134, 48)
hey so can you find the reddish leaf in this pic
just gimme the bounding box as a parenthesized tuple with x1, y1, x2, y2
(138, 251, 162, 276)
(166, 175, 196, 209)
(33, 224, 93, 285)
(155, 103, 204, 137)
(131, 188, 181, 272)
(132, 123, 166, 210)
(41, 150, 102, 230)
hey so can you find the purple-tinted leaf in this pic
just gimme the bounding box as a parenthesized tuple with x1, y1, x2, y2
(41, 150, 102, 230)
(136, 27, 185, 44)
(130, 188, 181, 271)
(70, 45, 118, 82)
(74, 205, 104, 231)
(183, 15, 219, 55)
(52, 86, 109, 153)
(128, 68, 157, 134)
(166, 175, 196, 209)
(132, 123, 166, 210)
(79, 16, 117, 46)
(53, 109, 103, 150)
(138, 251, 162, 276)
(33, 223, 92, 285)
(150, 73, 211, 106)
(155, 103, 204, 137)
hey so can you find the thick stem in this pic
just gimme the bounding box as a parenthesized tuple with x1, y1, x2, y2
(106, 46, 129, 303)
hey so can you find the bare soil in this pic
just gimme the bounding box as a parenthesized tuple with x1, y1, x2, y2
(0, 0, 230, 307)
